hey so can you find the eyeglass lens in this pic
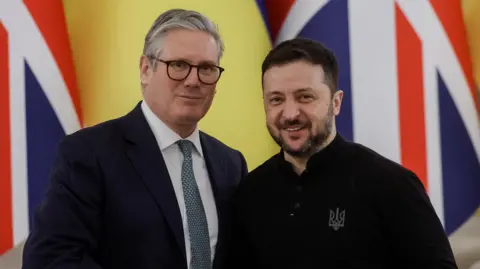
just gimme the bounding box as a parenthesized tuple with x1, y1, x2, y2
(167, 60, 221, 84)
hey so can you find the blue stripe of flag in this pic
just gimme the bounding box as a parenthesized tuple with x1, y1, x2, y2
(25, 62, 65, 229)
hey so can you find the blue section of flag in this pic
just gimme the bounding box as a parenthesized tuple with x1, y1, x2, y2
(25, 62, 65, 229)
(296, 0, 353, 141)
(255, 0, 272, 43)
(438, 72, 480, 234)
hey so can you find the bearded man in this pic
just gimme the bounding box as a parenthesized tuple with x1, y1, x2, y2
(227, 38, 457, 269)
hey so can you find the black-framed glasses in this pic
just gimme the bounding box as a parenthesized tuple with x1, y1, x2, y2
(150, 57, 225, 85)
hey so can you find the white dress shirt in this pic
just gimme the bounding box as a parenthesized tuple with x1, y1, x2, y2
(141, 101, 218, 267)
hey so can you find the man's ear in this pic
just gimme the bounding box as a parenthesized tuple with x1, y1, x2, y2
(139, 55, 152, 86)
(332, 89, 344, 116)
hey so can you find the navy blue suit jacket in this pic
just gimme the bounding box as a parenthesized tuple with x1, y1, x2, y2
(22, 102, 248, 269)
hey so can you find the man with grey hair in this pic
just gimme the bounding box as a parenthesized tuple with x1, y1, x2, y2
(22, 8, 247, 269)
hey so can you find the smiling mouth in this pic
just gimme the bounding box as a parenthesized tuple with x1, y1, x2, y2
(284, 126, 306, 132)
(179, 95, 202, 100)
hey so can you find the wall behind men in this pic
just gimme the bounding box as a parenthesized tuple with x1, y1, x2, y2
(62, 0, 279, 171)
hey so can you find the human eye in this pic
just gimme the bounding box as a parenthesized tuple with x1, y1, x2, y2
(169, 60, 189, 70)
(298, 93, 314, 102)
(268, 96, 283, 105)
(199, 64, 217, 74)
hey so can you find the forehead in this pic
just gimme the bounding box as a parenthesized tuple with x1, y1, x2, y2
(263, 61, 327, 94)
(160, 28, 219, 63)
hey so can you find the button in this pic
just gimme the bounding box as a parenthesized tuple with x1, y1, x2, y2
(296, 185, 302, 192)
(289, 213, 295, 217)
(293, 202, 301, 209)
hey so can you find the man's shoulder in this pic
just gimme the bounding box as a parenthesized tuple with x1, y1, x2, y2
(66, 116, 123, 145)
(241, 153, 282, 183)
(343, 140, 419, 184)
(58, 113, 130, 158)
(199, 130, 241, 155)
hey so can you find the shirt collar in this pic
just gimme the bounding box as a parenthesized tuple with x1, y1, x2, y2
(141, 100, 203, 157)
(277, 132, 346, 174)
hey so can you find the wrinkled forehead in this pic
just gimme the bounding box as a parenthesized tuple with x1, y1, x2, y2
(263, 62, 328, 95)
(159, 29, 219, 64)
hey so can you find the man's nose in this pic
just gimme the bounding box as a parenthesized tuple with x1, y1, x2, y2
(282, 99, 300, 120)
(184, 68, 201, 87)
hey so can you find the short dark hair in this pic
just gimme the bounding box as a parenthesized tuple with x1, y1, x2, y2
(261, 37, 339, 94)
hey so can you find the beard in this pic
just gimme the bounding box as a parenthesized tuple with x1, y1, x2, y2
(267, 103, 334, 158)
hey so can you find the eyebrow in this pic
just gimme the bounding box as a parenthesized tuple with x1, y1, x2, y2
(266, 88, 314, 96)
(173, 58, 217, 66)
(199, 60, 217, 66)
(265, 91, 284, 97)
(295, 88, 314, 93)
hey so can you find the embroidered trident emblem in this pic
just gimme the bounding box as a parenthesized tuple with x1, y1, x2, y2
(329, 208, 346, 231)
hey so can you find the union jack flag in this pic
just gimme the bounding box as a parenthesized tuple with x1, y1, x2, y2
(0, 0, 82, 256)
(257, 0, 480, 236)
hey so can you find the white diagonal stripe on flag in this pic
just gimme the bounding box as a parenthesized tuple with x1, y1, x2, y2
(8, 23, 29, 245)
(0, 0, 81, 135)
(275, 0, 329, 45)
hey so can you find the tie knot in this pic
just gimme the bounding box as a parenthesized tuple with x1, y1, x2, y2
(177, 139, 193, 156)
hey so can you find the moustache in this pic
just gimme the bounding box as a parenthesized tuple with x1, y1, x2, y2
(277, 119, 310, 129)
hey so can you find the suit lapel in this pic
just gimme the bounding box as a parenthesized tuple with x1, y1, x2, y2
(120, 103, 186, 259)
(200, 133, 226, 201)
(200, 133, 228, 268)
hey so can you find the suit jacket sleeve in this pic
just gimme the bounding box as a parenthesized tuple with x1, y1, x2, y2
(378, 171, 458, 269)
(22, 134, 104, 269)
(238, 151, 248, 178)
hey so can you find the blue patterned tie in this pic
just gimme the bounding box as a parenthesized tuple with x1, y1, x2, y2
(177, 140, 212, 269)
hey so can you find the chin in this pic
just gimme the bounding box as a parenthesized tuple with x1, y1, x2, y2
(283, 131, 313, 147)
(283, 134, 308, 145)
(178, 115, 201, 124)
(177, 110, 206, 124)
(284, 142, 309, 153)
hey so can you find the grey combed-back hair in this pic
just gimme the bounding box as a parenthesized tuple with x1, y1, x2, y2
(143, 8, 224, 69)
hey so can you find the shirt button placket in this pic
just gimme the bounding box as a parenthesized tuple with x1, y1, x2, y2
(290, 169, 307, 217)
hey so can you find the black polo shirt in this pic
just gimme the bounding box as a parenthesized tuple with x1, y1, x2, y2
(228, 134, 457, 269)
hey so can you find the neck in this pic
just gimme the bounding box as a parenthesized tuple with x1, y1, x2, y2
(163, 119, 196, 138)
(284, 130, 337, 175)
(144, 99, 197, 138)
(284, 154, 309, 175)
